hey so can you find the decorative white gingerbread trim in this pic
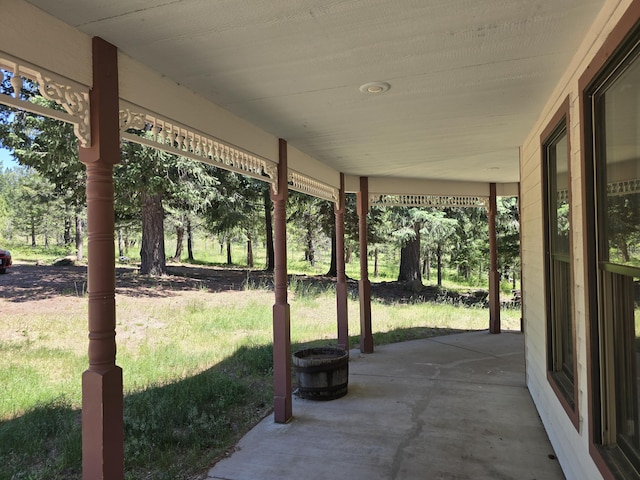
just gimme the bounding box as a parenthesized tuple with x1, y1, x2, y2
(0, 52, 90, 147)
(556, 179, 640, 203)
(556, 188, 569, 203)
(607, 179, 640, 196)
(288, 169, 339, 203)
(369, 193, 489, 209)
(119, 101, 278, 189)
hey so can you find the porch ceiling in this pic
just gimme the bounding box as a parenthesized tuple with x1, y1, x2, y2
(25, 0, 604, 184)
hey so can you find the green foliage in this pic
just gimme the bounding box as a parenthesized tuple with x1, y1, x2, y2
(606, 192, 640, 266)
(287, 191, 332, 268)
(0, 268, 522, 479)
(0, 399, 82, 479)
(0, 94, 521, 282)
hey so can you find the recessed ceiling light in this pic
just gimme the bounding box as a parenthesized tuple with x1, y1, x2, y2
(359, 82, 390, 94)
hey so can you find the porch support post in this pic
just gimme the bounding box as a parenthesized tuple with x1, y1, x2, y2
(357, 177, 374, 353)
(271, 138, 292, 423)
(335, 173, 349, 351)
(79, 37, 123, 480)
(489, 182, 501, 334)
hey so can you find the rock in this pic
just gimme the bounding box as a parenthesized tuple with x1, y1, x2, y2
(53, 256, 76, 267)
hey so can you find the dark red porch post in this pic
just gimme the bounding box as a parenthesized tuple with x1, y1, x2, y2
(357, 177, 374, 353)
(335, 173, 349, 351)
(489, 182, 501, 334)
(78, 37, 123, 480)
(271, 139, 292, 423)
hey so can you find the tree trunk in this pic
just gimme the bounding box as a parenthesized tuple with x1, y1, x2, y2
(186, 218, 194, 261)
(64, 216, 72, 246)
(75, 214, 83, 261)
(264, 186, 275, 272)
(247, 232, 254, 267)
(425, 251, 431, 281)
(398, 226, 422, 284)
(618, 241, 630, 263)
(139, 191, 167, 276)
(226, 240, 232, 265)
(118, 228, 125, 258)
(326, 221, 337, 276)
(345, 244, 352, 264)
(374, 246, 379, 277)
(125, 236, 132, 255)
(31, 220, 36, 247)
(305, 224, 315, 266)
(172, 224, 184, 262)
(437, 243, 443, 286)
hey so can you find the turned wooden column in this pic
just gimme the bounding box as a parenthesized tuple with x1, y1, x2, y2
(335, 173, 349, 351)
(357, 177, 374, 353)
(489, 182, 501, 334)
(78, 37, 123, 480)
(271, 139, 292, 423)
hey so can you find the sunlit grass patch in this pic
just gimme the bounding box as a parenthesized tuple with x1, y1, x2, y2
(0, 274, 520, 479)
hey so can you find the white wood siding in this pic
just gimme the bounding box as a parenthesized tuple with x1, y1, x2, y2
(520, 1, 634, 478)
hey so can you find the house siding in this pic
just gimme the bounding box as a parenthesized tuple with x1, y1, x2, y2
(520, 1, 634, 479)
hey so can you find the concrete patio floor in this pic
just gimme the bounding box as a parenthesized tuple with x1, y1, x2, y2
(208, 330, 564, 480)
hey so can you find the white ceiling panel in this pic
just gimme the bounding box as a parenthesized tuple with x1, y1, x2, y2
(26, 0, 605, 183)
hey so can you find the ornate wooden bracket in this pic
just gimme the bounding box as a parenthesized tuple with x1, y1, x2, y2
(369, 193, 489, 209)
(118, 101, 278, 189)
(0, 52, 90, 147)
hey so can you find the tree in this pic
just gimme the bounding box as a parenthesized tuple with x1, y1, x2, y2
(203, 171, 263, 267)
(497, 197, 521, 287)
(287, 192, 328, 267)
(0, 166, 22, 241)
(12, 170, 61, 246)
(392, 208, 430, 284)
(164, 159, 219, 263)
(447, 207, 488, 283)
(116, 130, 222, 275)
(421, 210, 457, 286)
(117, 140, 173, 275)
(0, 96, 87, 259)
(341, 197, 389, 277)
(263, 183, 275, 271)
(606, 193, 640, 265)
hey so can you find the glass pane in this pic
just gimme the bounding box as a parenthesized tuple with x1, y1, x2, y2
(551, 257, 573, 382)
(603, 57, 640, 267)
(553, 133, 570, 255)
(614, 273, 640, 461)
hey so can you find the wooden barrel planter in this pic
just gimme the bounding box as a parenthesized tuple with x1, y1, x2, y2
(292, 347, 349, 401)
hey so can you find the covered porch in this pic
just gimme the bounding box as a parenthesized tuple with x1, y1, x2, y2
(208, 330, 564, 480)
(4, 0, 635, 478)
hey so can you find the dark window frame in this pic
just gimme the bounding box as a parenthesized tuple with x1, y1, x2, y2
(541, 96, 580, 429)
(579, 1, 640, 477)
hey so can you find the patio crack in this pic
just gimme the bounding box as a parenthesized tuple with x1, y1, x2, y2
(389, 391, 433, 480)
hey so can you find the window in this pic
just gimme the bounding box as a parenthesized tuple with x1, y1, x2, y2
(583, 15, 640, 477)
(542, 99, 578, 423)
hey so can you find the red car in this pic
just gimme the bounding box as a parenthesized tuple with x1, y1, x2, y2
(0, 248, 12, 274)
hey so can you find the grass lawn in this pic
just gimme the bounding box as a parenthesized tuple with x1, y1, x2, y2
(0, 263, 520, 479)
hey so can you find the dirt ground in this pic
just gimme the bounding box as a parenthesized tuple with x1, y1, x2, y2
(0, 261, 272, 305)
(0, 261, 503, 319)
